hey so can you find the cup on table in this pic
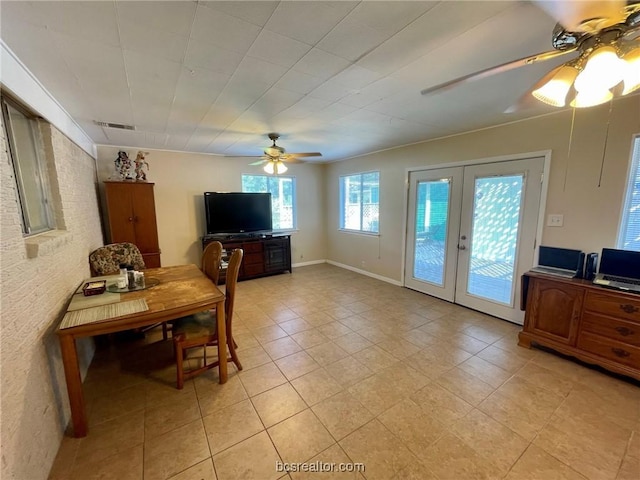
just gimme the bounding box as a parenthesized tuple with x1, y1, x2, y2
(134, 271, 145, 288)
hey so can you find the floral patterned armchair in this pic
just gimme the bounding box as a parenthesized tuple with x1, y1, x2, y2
(89, 243, 146, 276)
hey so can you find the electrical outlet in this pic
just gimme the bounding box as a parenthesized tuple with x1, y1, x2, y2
(547, 214, 564, 227)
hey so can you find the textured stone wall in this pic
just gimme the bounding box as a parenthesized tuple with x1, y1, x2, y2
(0, 115, 103, 479)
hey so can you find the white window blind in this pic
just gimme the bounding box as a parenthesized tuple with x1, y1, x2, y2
(619, 135, 640, 251)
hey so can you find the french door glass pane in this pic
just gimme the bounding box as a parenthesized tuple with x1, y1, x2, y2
(413, 179, 450, 286)
(467, 175, 523, 304)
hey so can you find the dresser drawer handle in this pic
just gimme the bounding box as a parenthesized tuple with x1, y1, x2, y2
(611, 348, 631, 358)
(615, 326, 634, 337)
(619, 304, 639, 314)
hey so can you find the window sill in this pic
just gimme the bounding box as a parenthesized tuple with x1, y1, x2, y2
(25, 229, 73, 258)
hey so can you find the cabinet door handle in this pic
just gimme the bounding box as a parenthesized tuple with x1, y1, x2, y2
(619, 304, 639, 314)
(611, 348, 631, 358)
(615, 326, 633, 337)
(128, 217, 134, 222)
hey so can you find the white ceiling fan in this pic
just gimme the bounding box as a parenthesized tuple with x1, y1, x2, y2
(234, 133, 322, 174)
(420, 0, 640, 110)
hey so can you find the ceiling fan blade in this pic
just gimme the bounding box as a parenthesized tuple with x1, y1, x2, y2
(420, 48, 576, 97)
(224, 154, 265, 158)
(248, 159, 267, 166)
(287, 152, 323, 158)
(281, 156, 306, 164)
(504, 65, 565, 113)
(532, 0, 626, 32)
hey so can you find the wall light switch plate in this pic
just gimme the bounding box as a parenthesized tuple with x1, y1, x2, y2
(547, 214, 564, 227)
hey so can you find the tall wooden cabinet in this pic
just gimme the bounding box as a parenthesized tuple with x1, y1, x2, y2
(104, 181, 161, 267)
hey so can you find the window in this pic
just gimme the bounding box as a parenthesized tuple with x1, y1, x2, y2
(1, 96, 53, 235)
(241, 174, 296, 230)
(339, 171, 380, 233)
(619, 135, 640, 251)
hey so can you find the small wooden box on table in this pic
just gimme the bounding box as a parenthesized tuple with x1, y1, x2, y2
(519, 271, 640, 380)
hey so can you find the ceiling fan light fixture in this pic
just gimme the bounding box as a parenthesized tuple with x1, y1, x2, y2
(569, 88, 614, 108)
(532, 65, 579, 106)
(574, 45, 626, 92)
(262, 160, 288, 175)
(276, 161, 288, 174)
(621, 46, 640, 95)
(263, 161, 275, 175)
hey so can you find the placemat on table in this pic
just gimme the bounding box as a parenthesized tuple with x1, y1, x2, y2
(60, 299, 148, 329)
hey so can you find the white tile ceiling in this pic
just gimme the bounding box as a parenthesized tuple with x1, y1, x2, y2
(0, 0, 583, 162)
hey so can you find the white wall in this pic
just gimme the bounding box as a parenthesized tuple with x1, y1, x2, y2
(325, 94, 640, 282)
(96, 146, 326, 267)
(0, 120, 103, 480)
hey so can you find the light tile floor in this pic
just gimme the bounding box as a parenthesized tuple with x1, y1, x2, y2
(49, 264, 640, 480)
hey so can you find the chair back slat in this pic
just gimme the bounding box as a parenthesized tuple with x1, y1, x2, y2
(202, 241, 223, 285)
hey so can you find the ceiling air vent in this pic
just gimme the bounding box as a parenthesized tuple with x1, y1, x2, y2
(94, 121, 136, 130)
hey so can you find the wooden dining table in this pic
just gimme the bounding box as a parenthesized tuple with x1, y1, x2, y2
(57, 264, 226, 437)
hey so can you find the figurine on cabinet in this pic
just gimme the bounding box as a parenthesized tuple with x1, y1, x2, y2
(134, 151, 149, 181)
(114, 151, 132, 180)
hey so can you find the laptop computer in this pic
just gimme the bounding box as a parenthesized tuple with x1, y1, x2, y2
(530, 246, 585, 279)
(593, 248, 640, 293)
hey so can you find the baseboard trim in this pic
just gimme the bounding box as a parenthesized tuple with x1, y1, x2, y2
(326, 260, 402, 286)
(291, 259, 326, 268)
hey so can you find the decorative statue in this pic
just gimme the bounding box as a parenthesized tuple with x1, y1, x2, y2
(114, 151, 132, 179)
(134, 151, 149, 181)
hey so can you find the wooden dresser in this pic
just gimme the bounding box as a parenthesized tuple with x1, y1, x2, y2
(519, 272, 640, 380)
(103, 181, 161, 267)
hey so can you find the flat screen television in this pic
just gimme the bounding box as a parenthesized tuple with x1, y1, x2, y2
(204, 192, 272, 235)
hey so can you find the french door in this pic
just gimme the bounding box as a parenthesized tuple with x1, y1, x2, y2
(404, 157, 544, 324)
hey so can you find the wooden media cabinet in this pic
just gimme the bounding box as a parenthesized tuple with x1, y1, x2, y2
(202, 234, 291, 283)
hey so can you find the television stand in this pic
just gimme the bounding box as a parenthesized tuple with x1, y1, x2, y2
(202, 234, 291, 283)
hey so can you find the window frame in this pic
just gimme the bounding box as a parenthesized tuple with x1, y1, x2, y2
(618, 134, 640, 251)
(241, 173, 297, 231)
(1, 95, 54, 235)
(339, 170, 380, 235)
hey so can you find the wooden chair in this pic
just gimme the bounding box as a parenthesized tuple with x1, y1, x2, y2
(172, 248, 244, 389)
(202, 241, 223, 285)
(164, 241, 224, 341)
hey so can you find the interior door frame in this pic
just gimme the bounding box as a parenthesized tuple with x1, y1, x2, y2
(400, 150, 551, 312)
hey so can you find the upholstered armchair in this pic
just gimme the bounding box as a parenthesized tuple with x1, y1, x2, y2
(89, 242, 146, 276)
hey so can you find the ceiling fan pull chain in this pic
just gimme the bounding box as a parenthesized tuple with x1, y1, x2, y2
(597, 98, 614, 188)
(562, 105, 577, 192)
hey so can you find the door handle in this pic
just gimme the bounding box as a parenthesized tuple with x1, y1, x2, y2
(457, 244, 466, 250)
